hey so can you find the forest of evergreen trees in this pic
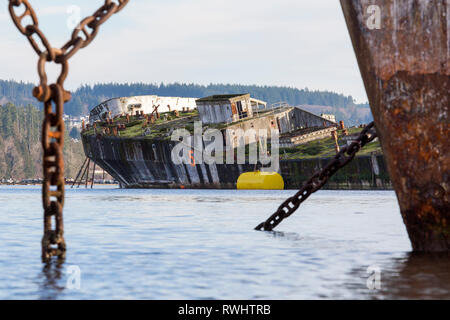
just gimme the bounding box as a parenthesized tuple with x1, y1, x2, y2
(0, 79, 372, 125)
(0, 103, 41, 178)
(0, 102, 84, 179)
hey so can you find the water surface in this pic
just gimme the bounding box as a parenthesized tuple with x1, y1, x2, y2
(0, 186, 449, 299)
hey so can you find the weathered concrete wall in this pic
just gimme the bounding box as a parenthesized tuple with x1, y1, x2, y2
(223, 113, 279, 149)
(280, 154, 392, 190)
(196, 95, 253, 124)
(259, 107, 334, 134)
(222, 107, 336, 149)
(82, 134, 391, 190)
(197, 100, 234, 124)
(291, 107, 335, 129)
(83, 134, 225, 188)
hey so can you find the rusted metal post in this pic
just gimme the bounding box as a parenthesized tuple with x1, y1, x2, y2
(341, 0, 449, 251)
(85, 161, 90, 189)
(331, 130, 340, 153)
(77, 158, 90, 189)
(71, 157, 88, 189)
(91, 162, 96, 189)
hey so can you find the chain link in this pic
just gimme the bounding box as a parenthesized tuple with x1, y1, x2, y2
(8, 0, 130, 262)
(255, 122, 378, 231)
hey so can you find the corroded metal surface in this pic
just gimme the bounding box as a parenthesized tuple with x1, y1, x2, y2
(8, 0, 130, 261)
(341, 0, 449, 251)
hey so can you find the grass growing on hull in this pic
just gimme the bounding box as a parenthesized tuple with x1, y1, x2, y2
(280, 127, 382, 160)
(82, 111, 201, 140)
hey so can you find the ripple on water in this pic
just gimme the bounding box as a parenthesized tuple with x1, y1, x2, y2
(1, 187, 447, 299)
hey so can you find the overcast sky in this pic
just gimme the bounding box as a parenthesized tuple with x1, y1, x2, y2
(0, 0, 368, 102)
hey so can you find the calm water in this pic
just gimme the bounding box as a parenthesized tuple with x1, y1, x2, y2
(0, 186, 449, 300)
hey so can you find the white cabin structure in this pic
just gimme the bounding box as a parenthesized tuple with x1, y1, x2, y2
(89, 95, 197, 123)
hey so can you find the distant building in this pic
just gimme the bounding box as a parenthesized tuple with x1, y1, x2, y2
(196, 94, 268, 124)
(64, 115, 88, 129)
(89, 95, 198, 123)
(320, 113, 336, 123)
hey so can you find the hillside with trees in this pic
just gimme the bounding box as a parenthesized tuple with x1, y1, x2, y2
(0, 103, 85, 180)
(0, 80, 372, 125)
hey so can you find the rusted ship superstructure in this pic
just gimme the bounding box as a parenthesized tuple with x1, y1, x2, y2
(341, 0, 449, 251)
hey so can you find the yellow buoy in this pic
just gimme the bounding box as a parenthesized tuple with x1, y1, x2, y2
(237, 171, 284, 190)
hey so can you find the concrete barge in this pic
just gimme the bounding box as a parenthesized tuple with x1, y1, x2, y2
(82, 133, 391, 190)
(81, 93, 389, 190)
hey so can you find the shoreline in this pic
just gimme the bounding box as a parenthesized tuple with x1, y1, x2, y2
(0, 183, 119, 187)
(0, 183, 393, 191)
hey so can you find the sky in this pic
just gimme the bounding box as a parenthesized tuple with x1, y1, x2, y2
(0, 0, 369, 103)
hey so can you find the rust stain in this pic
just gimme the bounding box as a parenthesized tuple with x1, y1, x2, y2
(341, 0, 449, 251)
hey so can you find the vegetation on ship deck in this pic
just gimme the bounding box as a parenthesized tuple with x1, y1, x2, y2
(82, 110, 200, 140)
(235, 127, 382, 161)
(280, 127, 382, 160)
(82, 107, 287, 140)
(83, 111, 382, 161)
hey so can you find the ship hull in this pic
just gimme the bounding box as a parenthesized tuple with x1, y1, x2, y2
(341, 0, 449, 251)
(82, 135, 392, 190)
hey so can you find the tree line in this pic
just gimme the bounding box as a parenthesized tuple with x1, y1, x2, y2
(0, 103, 42, 178)
(0, 102, 85, 179)
(0, 79, 372, 125)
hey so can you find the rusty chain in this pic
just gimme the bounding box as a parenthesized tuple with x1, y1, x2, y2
(8, 0, 129, 262)
(255, 122, 378, 231)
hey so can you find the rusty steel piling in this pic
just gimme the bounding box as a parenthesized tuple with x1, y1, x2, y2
(341, 0, 449, 251)
(7, 0, 130, 261)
